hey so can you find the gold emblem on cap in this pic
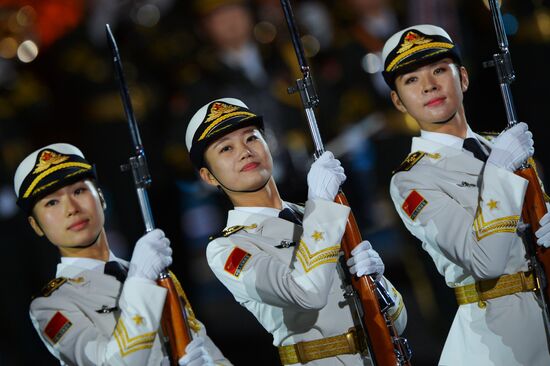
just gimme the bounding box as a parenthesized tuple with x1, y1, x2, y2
(197, 102, 256, 142)
(397, 31, 432, 54)
(33, 150, 70, 174)
(205, 102, 240, 124)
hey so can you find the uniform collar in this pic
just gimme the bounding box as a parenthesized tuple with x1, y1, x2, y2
(419, 124, 477, 150)
(233, 201, 292, 218)
(227, 202, 302, 242)
(410, 133, 486, 175)
(57, 251, 128, 278)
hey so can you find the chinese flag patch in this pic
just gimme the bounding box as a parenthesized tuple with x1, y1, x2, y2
(402, 190, 428, 220)
(224, 247, 251, 278)
(45, 311, 72, 344)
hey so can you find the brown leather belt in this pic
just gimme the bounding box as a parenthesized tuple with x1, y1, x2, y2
(277, 327, 366, 365)
(454, 271, 537, 308)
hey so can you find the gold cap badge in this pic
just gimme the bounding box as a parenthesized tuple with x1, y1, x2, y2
(397, 31, 432, 54)
(33, 150, 70, 174)
(205, 102, 240, 124)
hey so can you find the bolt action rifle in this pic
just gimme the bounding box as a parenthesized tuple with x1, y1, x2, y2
(279, 1, 412, 365)
(105, 24, 192, 365)
(483, 0, 550, 337)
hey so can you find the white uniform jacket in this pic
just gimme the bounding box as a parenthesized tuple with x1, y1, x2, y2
(206, 199, 407, 366)
(30, 256, 230, 366)
(390, 133, 550, 366)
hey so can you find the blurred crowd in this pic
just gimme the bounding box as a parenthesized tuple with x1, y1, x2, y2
(1, 0, 549, 365)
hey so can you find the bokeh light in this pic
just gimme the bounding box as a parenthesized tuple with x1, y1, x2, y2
(17, 40, 38, 63)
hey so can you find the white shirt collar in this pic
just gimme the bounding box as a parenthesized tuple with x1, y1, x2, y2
(60, 251, 120, 272)
(234, 201, 291, 218)
(420, 125, 477, 150)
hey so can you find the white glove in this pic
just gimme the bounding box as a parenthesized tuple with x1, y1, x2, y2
(346, 240, 384, 281)
(178, 337, 215, 366)
(536, 211, 550, 248)
(307, 151, 346, 201)
(487, 122, 534, 171)
(127, 229, 172, 281)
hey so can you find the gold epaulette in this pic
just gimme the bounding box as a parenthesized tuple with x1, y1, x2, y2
(209, 225, 245, 241)
(209, 224, 257, 241)
(393, 151, 426, 174)
(32, 277, 68, 300)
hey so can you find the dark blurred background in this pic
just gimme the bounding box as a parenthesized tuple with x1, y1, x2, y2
(0, 0, 549, 365)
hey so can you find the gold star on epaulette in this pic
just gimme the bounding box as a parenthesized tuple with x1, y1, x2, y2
(487, 200, 499, 210)
(311, 231, 324, 242)
(132, 315, 144, 326)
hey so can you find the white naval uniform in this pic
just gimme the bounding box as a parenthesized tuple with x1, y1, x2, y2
(206, 199, 407, 365)
(30, 253, 230, 366)
(390, 128, 550, 366)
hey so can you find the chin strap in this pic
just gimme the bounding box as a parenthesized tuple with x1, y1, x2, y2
(433, 111, 458, 125)
(207, 168, 271, 194)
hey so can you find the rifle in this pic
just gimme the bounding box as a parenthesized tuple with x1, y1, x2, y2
(105, 24, 192, 365)
(279, 1, 412, 365)
(483, 0, 550, 336)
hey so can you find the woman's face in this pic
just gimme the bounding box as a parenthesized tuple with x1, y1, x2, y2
(200, 126, 273, 193)
(30, 180, 105, 250)
(391, 58, 469, 131)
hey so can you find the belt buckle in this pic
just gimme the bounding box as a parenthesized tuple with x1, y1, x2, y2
(475, 282, 487, 309)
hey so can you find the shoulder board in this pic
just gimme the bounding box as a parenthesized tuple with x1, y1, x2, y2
(478, 131, 499, 141)
(209, 225, 246, 241)
(393, 151, 426, 174)
(209, 224, 259, 240)
(32, 277, 68, 300)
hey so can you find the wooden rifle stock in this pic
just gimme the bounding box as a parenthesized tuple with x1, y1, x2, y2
(157, 274, 193, 365)
(278, 0, 412, 363)
(483, 0, 550, 333)
(335, 192, 411, 366)
(105, 24, 192, 364)
(515, 166, 550, 298)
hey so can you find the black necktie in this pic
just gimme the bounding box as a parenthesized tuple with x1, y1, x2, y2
(278, 208, 303, 226)
(104, 261, 128, 283)
(463, 138, 488, 162)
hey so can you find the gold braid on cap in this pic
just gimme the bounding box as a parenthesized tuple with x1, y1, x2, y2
(23, 162, 92, 198)
(386, 31, 454, 72)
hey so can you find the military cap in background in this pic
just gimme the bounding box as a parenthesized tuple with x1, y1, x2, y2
(382, 24, 462, 89)
(185, 97, 264, 169)
(13, 143, 96, 214)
